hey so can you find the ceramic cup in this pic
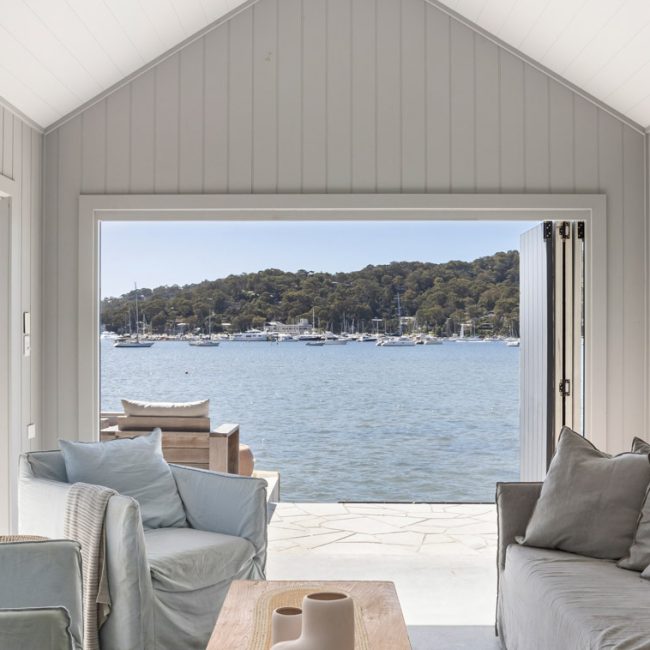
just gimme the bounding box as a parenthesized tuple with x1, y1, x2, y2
(271, 606, 303, 645)
(271, 592, 354, 650)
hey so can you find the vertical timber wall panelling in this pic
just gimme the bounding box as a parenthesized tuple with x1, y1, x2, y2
(0, 106, 43, 465)
(41, 0, 647, 452)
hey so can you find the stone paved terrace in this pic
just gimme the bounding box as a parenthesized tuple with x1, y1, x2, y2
(266, 502, 500, 650)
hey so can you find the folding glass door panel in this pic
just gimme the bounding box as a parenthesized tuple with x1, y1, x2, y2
(519, 221, 584, 481)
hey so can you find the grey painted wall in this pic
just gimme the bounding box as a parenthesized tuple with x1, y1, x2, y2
(0, 106, 43, 453)
(42, 0, 647, 453)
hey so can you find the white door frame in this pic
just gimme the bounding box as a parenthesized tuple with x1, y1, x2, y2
(0, 172, 21, 534)
(78, 193, 607, 447)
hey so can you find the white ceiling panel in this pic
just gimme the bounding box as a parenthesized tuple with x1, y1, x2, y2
(1, 0, 650, 129)
(437, 0, 650, 127)
(0, 0, 249, 128)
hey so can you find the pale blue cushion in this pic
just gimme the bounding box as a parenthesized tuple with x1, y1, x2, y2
(144, 528, 255, 591)
(59, 429, 187, 529)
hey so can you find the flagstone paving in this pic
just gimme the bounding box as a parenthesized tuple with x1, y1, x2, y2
(267, 502, 500, 647)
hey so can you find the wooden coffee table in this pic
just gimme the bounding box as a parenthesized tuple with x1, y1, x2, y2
(208, 580, 411, 649)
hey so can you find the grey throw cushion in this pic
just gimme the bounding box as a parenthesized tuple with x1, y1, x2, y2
(518, 427, 650, 559)
(632, 437, 650, 454)
(618, 436, 650, 571)
(60, 429, 187, 529)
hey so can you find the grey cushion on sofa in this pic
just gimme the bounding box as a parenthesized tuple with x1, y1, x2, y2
(519, 427, 650, 559)
(59, 429, 187, 529)
(499, 545, 650, 650)
(619, 436, 650, 572)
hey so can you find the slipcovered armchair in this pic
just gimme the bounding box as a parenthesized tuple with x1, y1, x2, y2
(0, 538, 83, 650)
(18, 450, 268, 650)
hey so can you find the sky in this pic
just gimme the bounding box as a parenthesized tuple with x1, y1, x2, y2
(100, 220, 534, 298)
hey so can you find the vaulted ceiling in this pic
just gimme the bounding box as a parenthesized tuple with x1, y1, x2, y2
(0, 0, 243, 129)
(0, 0, 649, 131)
(438, 0, 650, 129)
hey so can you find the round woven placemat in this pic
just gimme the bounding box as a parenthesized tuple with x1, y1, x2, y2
(0, 535, 47, 543)
(248, 586, 370, 650)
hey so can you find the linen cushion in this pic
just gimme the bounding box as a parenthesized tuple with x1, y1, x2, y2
(144, 528, 255, 592)
(121, 399, 209, 418)
(499, 545, 650, 650)
(518, 427, 650, 559)
(59, 429, 187, 529)
(618, 436, 650, 571)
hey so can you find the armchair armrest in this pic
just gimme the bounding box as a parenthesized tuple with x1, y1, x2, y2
(99, 495, 155, 650)
(210, 423, 240, 473)
(171, 464, 267, 567)
(0, 607, 75, 650)
(496, 482, 542, 573)
(0, 540, 83, 650)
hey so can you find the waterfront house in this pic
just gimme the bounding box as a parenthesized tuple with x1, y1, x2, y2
(1, 1, 650, 649)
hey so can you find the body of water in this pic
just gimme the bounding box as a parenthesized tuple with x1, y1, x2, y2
(101, 339, 519, 502)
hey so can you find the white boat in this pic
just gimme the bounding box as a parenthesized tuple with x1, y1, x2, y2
(357, 334, 378, 343)
(189, 314, 220, 346)
(506, 339, 520, 347)
(422, 336, 443, 345)
(100, 331, 119, 340)
(377, 336, 416, 347)
(232, 329, 270, 342)
(277, 333, 298, 342)
(189, 338, 219, 347)
(114, 336, 154, 348)
(114, 283, 154, 348)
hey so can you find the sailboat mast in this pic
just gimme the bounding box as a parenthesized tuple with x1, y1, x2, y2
(134, 282, 140, 342)
(396, 291, 403, 336)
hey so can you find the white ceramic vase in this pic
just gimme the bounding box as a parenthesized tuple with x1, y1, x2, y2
(271, 607, 303, 645)
(271, 592, 354, 650)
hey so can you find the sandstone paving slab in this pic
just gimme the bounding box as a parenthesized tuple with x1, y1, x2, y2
(372, 531, 425, 547)
(310, 541, 416, 556)
(319, 516, 402, 535)
(289, 531, 355, 549)
(366, 515, 428, 529)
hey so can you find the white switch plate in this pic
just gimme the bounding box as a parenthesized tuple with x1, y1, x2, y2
(23, 335, 31, 357)
(27, 423, 36, 440)
(23, 312, 30, 335)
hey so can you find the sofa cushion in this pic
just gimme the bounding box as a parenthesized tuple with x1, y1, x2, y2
(144, 528, 256, 592)
(518, 427, 650, 559)
(618, 437, 650, 571)
(60, 429, 187, 530)
(499, 545, 650, 650)
(121, 399, 209, 418)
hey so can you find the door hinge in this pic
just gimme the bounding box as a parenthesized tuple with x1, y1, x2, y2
(543, 221, 553, 240)
(558, 222, 571, 240)
(559, 379, 571, 397)
(577, 221, 585, 240)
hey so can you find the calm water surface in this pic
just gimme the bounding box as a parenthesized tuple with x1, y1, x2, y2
(101, 339, 519, 502)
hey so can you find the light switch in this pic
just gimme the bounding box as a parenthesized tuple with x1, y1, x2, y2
(27, 423, 36, 440)
(23, 335, 30, 357)
(23, 312, 30, 335)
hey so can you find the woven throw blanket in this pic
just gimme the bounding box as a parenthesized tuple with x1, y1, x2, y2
(64, 482, 116, 650)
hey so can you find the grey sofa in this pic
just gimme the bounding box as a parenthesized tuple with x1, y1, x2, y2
(18, 450, 268, 650)
(496, 482, 650, 649)
(0, 538, 83, 650)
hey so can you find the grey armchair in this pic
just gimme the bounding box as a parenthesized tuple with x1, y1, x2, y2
(0, 538, 83, 650)
(18, 450, 268, 650)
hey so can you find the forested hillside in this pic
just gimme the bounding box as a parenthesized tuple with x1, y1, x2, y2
(101, 251, 519, 336)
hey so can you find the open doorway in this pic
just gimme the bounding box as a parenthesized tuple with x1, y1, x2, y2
(99, 220, 534, 503)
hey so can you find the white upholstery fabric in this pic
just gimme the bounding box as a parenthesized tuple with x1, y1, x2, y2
(121, 399, 209, 417)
